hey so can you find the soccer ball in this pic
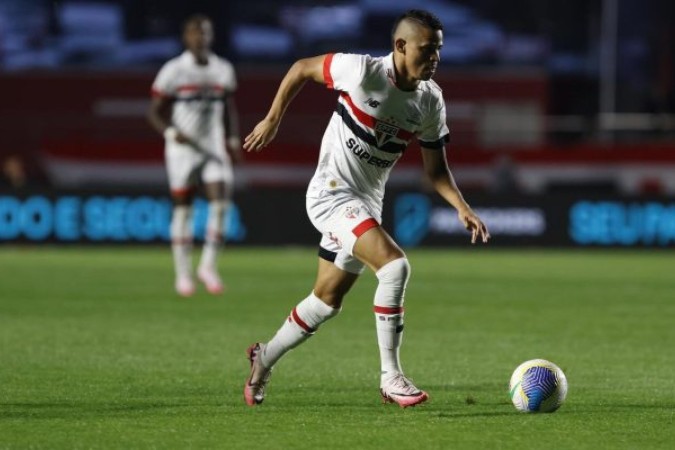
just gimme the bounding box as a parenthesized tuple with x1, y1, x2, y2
(509, 359, 568, 413)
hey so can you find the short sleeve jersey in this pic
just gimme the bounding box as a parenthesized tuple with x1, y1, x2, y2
(151, 51, 237, 152)
(307, 52, 449, 213)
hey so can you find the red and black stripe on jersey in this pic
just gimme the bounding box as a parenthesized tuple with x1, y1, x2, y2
(152, 84, 226, 102)
(336, 92, 413, 154)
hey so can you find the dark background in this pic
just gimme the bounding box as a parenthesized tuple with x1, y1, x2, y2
(1, 0, 674, 247)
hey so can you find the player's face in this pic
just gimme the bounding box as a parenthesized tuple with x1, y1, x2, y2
(183, 20, 213, 53)
(407, 28, 443, 81)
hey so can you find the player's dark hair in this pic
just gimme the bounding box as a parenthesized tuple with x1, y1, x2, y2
(182, 13, 211, 32)
(391, 9, 443, 39)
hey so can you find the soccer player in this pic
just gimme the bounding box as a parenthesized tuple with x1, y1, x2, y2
(148, 14, 241, 297)
(242, 9, 490, 407)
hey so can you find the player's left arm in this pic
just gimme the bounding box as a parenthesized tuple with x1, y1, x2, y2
(421, 146, 490, 244)
(223, 94, 242, 163)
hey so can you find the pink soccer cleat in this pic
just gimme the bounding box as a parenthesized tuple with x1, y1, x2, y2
(197, 266, 224, 294)
(244, 343, 273, 406)
(175, 276, 195, 297)
(380, 373, 429, 408)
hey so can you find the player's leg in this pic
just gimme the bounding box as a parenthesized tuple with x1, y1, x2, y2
(244, 253, 361, 406)
(197, 180, 229, 294)
(166, 146, 200, 297)
(261, 257, 359, 366)
(353, 226, 429, 407)
(170, 189, 196, 297)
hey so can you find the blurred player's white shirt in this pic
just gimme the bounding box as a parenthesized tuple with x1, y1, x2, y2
(151, 51, 237, 155)
(308, 52, 449, 216)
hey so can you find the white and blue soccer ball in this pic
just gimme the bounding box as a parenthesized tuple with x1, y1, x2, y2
(509, 359, 568, 413)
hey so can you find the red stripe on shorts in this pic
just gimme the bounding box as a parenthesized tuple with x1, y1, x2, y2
(291, 308, 315, 333)
(352, 218, 379, 237)
(373, 306, 404, 314)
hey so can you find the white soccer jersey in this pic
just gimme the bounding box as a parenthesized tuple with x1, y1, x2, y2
(307, 52, 450, 215)
(152, 50, 237, 153)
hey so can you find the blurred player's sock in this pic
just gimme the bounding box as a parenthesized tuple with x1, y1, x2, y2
(374, 258, 409, 378)
(197, 265, 224, 294)
(175, 276, 195, 297)
(199, 241, 219, 273)
(199, 200, 227, 267)
(260, 293, 340, 368)
(197, 200, 226, 294)
(171, 205, 193, 296)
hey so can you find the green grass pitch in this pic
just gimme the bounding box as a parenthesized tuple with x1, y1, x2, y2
(1, 247, 674, 449)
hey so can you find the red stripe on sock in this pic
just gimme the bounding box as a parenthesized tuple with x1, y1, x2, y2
(373, 306, 404, 314)
(291, 308, 315, 333)
(352, 218, 379, 237)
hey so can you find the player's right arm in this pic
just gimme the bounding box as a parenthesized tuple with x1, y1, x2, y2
(243, 55, 327, 152)
(147, 95, 172, 136)
(147, 95, 192, 145)
(421, 146, 490, 244)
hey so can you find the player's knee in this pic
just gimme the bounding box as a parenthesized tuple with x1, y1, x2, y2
(171, 190, 194, 206)
(209, 199, 228, 216)
(375, 257, 411, 287)
(312, 288, 346, 309)
(172, 204, 192, 222)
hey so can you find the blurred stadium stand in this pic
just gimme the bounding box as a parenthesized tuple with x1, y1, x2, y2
(1, 0, 674, 247)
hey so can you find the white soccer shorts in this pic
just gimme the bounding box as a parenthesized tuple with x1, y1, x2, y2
(165, 142, 233, 194)
(306, 190, 381, 274)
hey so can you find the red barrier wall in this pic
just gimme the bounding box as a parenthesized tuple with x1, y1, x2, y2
(2, 69, 675, 194)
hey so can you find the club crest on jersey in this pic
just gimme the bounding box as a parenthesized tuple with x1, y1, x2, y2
(344, 206, 360, 219)
(374, 121, 399, 147)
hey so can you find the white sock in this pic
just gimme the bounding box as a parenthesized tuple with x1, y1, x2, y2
(261, 292, 340, 368)
(171, 205, 193, 279)
(373, 257, 410, 380)
(199, 200, 228, 271)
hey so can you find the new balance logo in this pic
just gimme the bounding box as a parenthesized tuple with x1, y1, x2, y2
(365, 98, 380, 108)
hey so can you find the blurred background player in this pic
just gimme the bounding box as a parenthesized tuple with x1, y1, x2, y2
(242, 10, 489, 407)
(148, 14, 241, 297)
(0, 155, 29, 190)
(0, 153, 50, 191)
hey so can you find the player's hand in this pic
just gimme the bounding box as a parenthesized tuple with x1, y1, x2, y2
(243, 118, 279, 152)
(458, 208, 490, 244)
(165, 127, 194, 146)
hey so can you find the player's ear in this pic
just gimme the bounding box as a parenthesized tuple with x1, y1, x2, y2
(395, 38, 406, 54)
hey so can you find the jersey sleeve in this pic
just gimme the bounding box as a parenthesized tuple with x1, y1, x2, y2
(323, 53, 368, 92)
(221, 59, 237, 93)
(417, 97, 450, 149)
(151, 62, 176, 98)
